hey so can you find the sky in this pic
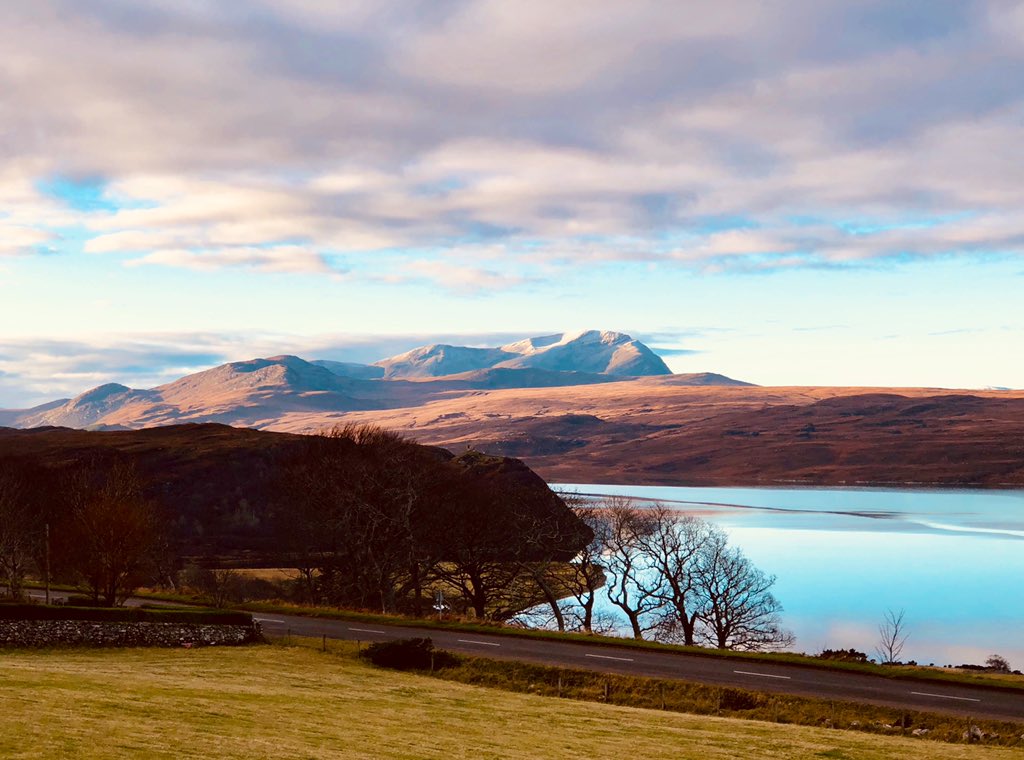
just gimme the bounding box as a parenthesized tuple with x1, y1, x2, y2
(2, 0, 1023, 407)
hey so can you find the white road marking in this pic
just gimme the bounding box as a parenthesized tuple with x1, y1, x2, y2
(734, 670, 792, 680)
(910, 691, 982, 703)
(253, 618, 286, 623)
(347, 627, 387, 635)
(585, 653, 634, 662)
(457, 639, 501, 647)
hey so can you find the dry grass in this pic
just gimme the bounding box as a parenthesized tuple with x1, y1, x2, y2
(1, 642, 1021, 760)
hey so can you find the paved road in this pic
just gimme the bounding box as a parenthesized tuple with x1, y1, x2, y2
(249, 610, 1024, 723)
(22, 590, 1024, 722)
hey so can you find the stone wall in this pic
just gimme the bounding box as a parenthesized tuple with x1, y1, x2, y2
(0, 619, 261, 648)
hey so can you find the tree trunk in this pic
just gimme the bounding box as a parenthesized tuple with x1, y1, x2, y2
(627, 611, 643, 639)
(411, 561, 423, 618)
(533, 571, 565, 632)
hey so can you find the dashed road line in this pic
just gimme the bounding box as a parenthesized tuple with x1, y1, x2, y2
(585, 653, 634, 662)
(254, 618, 286, 623)
(457, 639, 501, 647)
(347, 627, 387, 635)
(734, 670, 791, 680)
(910, 691, 981, 703)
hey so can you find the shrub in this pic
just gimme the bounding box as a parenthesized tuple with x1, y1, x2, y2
(718, 687, 763, 711)
(359, 637, 459, 671)
(818, 648, 869, 663)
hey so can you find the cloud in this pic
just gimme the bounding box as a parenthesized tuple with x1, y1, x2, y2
(2, 1, 1024, 282)
(127, 246, 340, 275)
(393, 258, 537, 293)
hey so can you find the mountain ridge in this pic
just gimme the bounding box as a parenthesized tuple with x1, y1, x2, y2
(373, 330, 672, 379)
(2, 331, 743, 431)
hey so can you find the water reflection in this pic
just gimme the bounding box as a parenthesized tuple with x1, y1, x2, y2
(553, 483, 1024, 667)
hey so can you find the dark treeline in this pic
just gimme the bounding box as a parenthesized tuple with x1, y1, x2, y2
(0, 458, 169, 605)
(0, 423, 590, 618)
(272, 424, 589, 619)
(0, 424, 792, 651)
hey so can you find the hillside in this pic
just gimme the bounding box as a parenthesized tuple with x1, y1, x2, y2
(0, 424, 580, 562)
(299, 382, 1024, 488)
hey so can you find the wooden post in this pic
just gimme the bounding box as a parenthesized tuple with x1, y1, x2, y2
(322, 634, 327, 652)
(557, 674, 562, 697)
(660, 683, 665, 710)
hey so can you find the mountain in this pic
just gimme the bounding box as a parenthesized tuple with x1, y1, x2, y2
(15, 384, 157, 429)
(374, 344, 514, 379)
(312, 360, 385, 380)
(9, 355, 384, 430)
(0, 398, 69, 427)
(496, 330, 671, 376)
(0, 330, 751, 433)
(374, 330, 671, 379)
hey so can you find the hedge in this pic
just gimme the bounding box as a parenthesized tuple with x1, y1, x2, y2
(0, 604, 253, 626)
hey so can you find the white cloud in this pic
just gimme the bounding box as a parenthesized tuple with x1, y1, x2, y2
(1, 1, 1023, 283)
(127, 246, 338, 275)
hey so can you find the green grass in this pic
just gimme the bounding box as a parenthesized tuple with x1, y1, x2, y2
(25, 580, 1024, 692)
(1, 642, 1021, 759)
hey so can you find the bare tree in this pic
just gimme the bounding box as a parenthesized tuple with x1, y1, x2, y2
(603, 497, 663, 639)
(0, 471, 36, 600)
(637, 505, 714, 646)
(874, 608, 909, 664)
(62, 461, 161, 606)
(182, 564, 245, 608)
(276, 425, 430, 614)
(694, 531, 794, 651)
(561, 503, 609, 633)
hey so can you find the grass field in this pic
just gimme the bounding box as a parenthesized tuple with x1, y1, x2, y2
(26, 580, 1024, 693)
(1, 643, 1021, 760)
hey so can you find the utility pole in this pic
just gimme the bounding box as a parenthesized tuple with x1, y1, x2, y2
(44, 522, 51, 606)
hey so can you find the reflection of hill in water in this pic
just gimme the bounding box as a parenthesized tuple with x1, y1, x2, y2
(556, 483, 1024, 537)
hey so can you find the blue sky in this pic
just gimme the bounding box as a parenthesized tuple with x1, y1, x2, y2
(1, 1, 1023, 406)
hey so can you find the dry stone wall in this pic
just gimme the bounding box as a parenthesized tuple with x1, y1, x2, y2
(0, 619, 261, 648)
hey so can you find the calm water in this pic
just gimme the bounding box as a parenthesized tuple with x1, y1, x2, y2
(552, 483, 1024, 668)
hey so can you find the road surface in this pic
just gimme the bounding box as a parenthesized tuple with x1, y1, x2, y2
(249, 609, 1024, 723)
(21, 589, 1024, 722)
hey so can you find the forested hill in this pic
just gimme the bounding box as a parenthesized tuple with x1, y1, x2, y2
(0, 423, 584, 565)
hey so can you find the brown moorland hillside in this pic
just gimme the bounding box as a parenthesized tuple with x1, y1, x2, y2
(272, 381, 1024, 487)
